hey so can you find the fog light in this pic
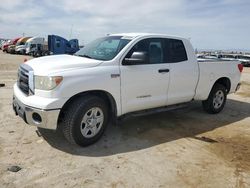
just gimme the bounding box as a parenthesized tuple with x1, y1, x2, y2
(32, 113, 42, 123)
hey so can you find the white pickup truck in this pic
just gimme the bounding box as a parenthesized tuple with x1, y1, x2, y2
(13, 33, 242, 146)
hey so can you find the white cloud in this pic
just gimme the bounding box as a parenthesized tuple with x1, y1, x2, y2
(0, 0, 23, 10)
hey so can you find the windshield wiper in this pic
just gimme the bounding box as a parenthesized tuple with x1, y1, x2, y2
(75, 54, 92, 59)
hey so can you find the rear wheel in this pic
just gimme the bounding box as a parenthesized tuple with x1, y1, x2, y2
(61, 96, 108, 146)
(202, 84, 227, 114)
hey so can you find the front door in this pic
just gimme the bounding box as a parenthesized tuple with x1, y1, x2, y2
(120, 38, 170, 114)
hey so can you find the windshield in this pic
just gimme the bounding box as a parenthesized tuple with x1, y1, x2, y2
(74, 36, 131, 61)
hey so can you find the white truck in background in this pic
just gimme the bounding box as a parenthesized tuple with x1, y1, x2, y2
(25, 37, 45, 55)
(13, 33, 242, 146)
(15, 37, 32, 54)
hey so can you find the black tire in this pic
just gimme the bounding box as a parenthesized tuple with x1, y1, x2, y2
(61, 96, 109, 146)
(202, 83, 227, 114)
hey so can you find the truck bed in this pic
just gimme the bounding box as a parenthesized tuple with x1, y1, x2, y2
(194, 60, 241, 100)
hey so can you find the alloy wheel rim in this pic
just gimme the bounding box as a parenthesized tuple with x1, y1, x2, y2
(213, 90, 224, 109)
(80, 107, 104, 138)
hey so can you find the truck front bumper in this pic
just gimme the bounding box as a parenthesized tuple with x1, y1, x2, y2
(13, 95, 60, 130)
(12, 83, 67, 130)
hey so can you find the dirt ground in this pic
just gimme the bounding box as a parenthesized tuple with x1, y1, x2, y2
(0, 51, 250, 188)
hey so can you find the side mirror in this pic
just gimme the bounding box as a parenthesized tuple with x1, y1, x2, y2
(123, 51, 148, 65)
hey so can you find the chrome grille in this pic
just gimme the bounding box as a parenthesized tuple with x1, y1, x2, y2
(17, 64, 33, 95)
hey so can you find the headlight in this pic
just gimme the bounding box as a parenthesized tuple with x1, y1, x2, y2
(34, 76, 63, 90)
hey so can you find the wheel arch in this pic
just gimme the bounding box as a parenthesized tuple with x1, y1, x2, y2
(58, 90, 118, 125)
(213, 77, 231, 94)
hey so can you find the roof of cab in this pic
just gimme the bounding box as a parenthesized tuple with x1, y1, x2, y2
(110, 33, 187, 41)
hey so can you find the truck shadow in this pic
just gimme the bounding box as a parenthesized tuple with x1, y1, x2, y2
(38, 98, 250, 156)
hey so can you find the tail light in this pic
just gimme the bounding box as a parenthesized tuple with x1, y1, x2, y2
(238, 64, 243, 73)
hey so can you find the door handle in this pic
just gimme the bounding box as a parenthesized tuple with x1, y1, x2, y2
(158, 69, 170, 73)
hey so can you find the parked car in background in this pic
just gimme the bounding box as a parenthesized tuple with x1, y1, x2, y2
(7, 45, 16, 54)
(197, 53, 244, 64)
(236, 55, 250, 67)
(196, 53, 221, 62)
(5, 37, 21, 53)
(0, 41, 4, 50)
(2, 39, 12, 52)
(220, 54, 237, 61)
(13, 33, 242, 146)
(0, 39, 9, 50)
(15, 37, 32, 54)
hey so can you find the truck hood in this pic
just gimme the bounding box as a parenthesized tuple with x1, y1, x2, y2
(26, 55, 103, 75)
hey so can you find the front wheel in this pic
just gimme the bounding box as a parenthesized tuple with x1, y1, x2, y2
(61, 96, 109, 146)
(202, 84, 227, 114)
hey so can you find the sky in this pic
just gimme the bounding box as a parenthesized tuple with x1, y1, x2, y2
(0, 0, 249, 50)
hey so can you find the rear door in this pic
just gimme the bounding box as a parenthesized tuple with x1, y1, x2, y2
(120, 38, 170, 114)
(164, 39, 199, 105)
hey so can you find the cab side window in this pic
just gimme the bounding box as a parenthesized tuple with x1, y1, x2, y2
(125, 39, 148, 59)
(149, 41, 164, 64)
(125, 38, 165, 64)
(30, 44, 36, 49)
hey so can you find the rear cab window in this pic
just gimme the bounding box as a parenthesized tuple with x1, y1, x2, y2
(164, 39, 188, 63)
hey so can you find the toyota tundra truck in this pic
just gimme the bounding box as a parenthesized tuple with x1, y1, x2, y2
(13, 33, 242, 146)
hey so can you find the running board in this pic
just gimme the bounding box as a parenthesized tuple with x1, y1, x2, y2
(118, 102, 190, 122)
